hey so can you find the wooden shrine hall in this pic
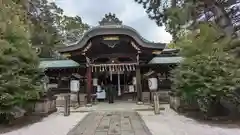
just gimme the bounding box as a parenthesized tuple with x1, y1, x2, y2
(42, 13, 183, 105)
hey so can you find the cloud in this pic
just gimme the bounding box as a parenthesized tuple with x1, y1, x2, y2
(55, 0, 172, 43)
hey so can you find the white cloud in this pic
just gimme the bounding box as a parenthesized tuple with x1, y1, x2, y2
(54, 0, 172, 43)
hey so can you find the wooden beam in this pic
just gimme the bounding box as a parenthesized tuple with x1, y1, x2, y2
(86, 66, 92, 104)
(136, 66, 142, 102)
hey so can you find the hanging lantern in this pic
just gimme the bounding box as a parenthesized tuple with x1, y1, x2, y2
(148, 78, 158, 91)
(70, 80, 80, 92)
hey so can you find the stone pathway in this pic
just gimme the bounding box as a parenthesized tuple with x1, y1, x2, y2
(138, 104, 240, 135)
(67, 111, 152, 135)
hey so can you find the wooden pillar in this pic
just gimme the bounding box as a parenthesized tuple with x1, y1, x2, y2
(117, 71, 121, 96)
(57, 73, 61, 88)
(86, 66, 92, 104)
(136, 66, 142, 102)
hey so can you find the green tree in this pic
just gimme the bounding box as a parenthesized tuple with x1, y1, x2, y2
(0, 0, 42, 120)
(26, 0, 89, 58)
(171, 24, 240, 117)
(135, 0, 236, 39)
(60, 15, 90, 44)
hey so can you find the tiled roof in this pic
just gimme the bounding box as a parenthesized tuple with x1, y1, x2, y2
(149, 56, 183, 64)
(39, 60, 81, 69)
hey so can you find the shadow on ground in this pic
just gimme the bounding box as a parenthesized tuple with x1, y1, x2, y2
(178, 111, 240, 129)
(0, 115, 45, 134)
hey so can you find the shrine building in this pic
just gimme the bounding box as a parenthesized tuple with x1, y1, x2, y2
(40, 13, 183, 105)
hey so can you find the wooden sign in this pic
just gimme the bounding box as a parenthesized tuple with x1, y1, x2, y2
(62, 53, 71, 57)
(103, 36, 119, 41)
(152, 51, 162, 55)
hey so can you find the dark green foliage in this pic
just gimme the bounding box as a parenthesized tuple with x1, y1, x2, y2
(171, 24, 240, 116)
(135, 0, 236, 39)
(26, 0, 89, 58)
(0, 0, 42, 121)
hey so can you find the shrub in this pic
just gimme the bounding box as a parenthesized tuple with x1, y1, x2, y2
(0, 1, 42, 123)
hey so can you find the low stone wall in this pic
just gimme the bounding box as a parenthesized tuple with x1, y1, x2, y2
(169, 93, 199, 113)
(157, 90, 170, 103)
(32, 96, 57, 116)
(169, 95, 182, 112)
(56, 93, 81, 107)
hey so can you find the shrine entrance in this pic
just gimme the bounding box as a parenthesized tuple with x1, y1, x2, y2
(57, 13, 166, 105)
(92, 64, 138, 103)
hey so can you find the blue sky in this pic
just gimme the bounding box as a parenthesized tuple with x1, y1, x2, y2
(51, 0, 172, 43)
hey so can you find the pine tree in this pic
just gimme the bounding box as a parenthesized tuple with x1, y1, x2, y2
(171, 24, 240, 117)
(0, 0, 42, 115)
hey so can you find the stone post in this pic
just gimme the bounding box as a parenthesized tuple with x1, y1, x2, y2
(64, 94, 70, 116)
(153, 92, 160, 114)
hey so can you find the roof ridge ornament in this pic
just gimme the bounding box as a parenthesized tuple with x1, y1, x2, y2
(99, 13, 123, 26)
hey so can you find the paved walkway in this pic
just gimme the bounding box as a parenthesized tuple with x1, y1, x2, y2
(1, 103, 240, 135)
(67, 111, 152, 135)
(0, 112, 88, 135)
(138, 104, 240, 135)
(58, 102, 153, 112)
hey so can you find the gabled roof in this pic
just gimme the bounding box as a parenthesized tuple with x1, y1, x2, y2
(57, 13, 166, 53)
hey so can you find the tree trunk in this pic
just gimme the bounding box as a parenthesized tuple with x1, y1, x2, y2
(205, 0, 235, 36)
(171, 0, 177, 42)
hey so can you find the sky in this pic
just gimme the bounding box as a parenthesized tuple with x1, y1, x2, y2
(51, 0, 172, 43)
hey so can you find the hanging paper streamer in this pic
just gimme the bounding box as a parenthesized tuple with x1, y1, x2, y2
(90, 63, 137, 72)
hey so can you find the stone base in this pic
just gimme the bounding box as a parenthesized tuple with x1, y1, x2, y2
(137, 101, 143, 105)
(31, 108, 57, 116)
(169, 95, 183, 112)
(32, 96, 57, 116)
(142, 92, 150, 103)
(56, 93, 86, 107)
(169, 95, 199, 113)
(86, 104, 92, 107)
(158, 90, 170, 102)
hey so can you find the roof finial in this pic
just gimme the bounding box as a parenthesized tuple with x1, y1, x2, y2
(99, 13, 122, 25)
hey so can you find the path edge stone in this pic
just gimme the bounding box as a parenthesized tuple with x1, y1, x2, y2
(66, 113, 91, 135)
(136, 112, 153, 135)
